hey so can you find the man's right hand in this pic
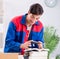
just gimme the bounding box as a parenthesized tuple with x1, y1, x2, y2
(20, 40, 32, 49)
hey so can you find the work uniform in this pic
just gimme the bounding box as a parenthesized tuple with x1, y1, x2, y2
(4, 14, 44, 53)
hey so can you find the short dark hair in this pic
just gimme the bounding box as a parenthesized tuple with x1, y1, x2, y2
(29, 3, 44, 15)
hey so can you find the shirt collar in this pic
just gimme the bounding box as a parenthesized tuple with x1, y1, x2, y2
(20, 14, 27, 25)
(21, 13, 39, 25)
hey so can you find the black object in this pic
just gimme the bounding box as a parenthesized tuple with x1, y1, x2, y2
(28, 40, 39, 48)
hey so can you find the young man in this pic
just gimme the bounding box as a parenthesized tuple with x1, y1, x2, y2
(4, 3, 44, 54)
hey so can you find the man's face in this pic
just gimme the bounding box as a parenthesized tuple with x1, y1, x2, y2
(26, 13, 41, 25)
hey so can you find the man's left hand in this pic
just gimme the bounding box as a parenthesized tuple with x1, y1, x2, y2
(37, 41, 43, 49)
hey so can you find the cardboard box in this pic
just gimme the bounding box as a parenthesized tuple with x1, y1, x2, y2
(0, 53, 18, 59)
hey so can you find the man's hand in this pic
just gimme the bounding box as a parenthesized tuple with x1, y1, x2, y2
(37, 41, 43, 49)
(20, 40, 32, 49)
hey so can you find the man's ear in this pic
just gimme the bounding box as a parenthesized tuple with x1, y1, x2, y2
(28, 11, 30, 14)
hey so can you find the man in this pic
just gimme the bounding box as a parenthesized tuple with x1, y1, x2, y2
(4, 3, 44, 54)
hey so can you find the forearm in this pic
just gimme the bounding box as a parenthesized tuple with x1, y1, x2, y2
(5, 40, 21, 51)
